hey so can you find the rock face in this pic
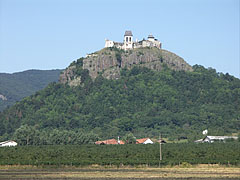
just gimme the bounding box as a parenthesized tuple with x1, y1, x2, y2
(59, 66, 76, 84)
(60, 47, 193, 85)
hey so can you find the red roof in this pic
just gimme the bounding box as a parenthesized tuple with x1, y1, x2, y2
(95, 139, 125, 145)
(136, 138, 149, 144)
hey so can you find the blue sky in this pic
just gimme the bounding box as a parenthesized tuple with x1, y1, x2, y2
(0, 0, 239, 78)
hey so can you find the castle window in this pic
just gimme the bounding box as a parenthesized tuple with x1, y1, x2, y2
(126, 37, 128, 42)
(129, 37, 131, 42)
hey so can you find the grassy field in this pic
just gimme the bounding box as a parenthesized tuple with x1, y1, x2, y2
(0, 165, 239, 179)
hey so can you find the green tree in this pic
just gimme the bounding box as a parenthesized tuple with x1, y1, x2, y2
(13, 125, 39, 145)
(123, 132, 136, 144)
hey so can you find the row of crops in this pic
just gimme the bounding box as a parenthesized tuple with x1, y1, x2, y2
(0, 142, 239, 166)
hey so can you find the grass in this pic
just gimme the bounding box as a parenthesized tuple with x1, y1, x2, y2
(0, 165, 239, 179)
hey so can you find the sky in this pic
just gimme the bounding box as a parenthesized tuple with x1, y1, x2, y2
(0, 0, 239, 78)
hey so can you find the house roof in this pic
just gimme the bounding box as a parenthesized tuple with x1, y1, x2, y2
(95, 139, 125, 145)
(204, 136, 238, 140)
(124, 31, 133, 36)
(136, 138, 149, 144)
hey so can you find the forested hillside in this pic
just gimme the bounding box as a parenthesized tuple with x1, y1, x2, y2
(0, 59, 239, 144)
(0, 69, 62, 111)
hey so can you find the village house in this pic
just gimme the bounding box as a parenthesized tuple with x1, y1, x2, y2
(0, 140, 17, 147)
(95, 137, 125, 145)
(136, 138, 154, 144)
(195, 136, 238, 143)
(95, 137, 155, 145)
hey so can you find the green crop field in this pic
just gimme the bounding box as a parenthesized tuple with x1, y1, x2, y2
(0, 143, 239, 167)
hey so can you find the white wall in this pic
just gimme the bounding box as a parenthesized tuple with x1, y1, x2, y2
(143, 139, 153, 144)
(105, 40, 114, 48)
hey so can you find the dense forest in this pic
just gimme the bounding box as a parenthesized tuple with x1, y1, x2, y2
(0, 58, 239, 144)
(0, 143, 239, 166)
(0, 69, 62, 111)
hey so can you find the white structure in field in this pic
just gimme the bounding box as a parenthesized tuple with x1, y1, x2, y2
(203, 136, 238, 143)
(105, 31, 162, 50)
(195, 136, 238, 143)
(0, 140, 17, 147)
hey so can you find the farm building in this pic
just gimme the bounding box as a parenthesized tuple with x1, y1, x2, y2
(0, 140, 17, 147)
(95, 138, 125, 145)
(195, 136, 238, 143)
(136, 138, 153, 144)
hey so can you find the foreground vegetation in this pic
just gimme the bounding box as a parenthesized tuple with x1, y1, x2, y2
(0, 143, 239, 166)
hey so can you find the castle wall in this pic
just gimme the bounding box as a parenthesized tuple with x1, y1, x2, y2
(105, 40, 114, 48)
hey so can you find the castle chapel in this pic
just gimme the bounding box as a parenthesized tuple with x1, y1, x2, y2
(105, 31, 162, 50)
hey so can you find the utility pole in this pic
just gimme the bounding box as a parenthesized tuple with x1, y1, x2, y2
(159, 133, 162, 168)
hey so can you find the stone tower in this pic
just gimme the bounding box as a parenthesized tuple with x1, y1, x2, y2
(123, 30, 133, 50)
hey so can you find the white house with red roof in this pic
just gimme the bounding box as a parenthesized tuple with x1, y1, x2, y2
(136, 138, 153, 144)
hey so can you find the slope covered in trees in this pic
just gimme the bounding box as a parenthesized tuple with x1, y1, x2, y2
(0, 69, 62, 111)
(0, 60, 239, 144)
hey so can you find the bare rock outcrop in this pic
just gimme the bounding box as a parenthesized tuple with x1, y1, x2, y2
(59, 65, 81, 86)
(60, 47, 193, 86)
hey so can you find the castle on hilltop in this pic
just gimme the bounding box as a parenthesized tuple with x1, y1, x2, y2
(105, 31, 162, 50)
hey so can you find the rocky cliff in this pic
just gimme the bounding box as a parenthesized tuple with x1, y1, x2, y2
(60, 47, 193, 86)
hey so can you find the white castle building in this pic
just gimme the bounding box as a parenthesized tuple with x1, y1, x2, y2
(105, 31, 162, 50)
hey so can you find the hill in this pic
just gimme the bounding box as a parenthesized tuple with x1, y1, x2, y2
(0, 69, 62, 111)
(0, 47, 239, 144)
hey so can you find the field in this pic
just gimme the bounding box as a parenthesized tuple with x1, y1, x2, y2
(0, 143, 239, 166)
(0, 165, 240, 179)
(0, 143, 239, 179)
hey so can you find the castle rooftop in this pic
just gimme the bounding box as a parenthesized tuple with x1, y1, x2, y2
(124, 31, 133, 36)
(148, 34, 154, 38)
